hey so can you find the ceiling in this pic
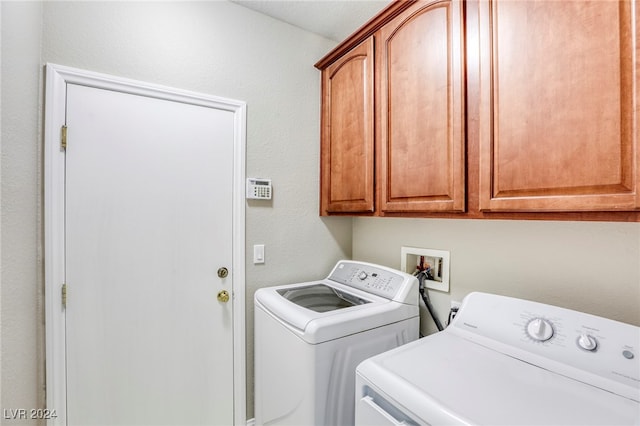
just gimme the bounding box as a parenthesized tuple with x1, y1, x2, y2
(230, 0, 392, 42)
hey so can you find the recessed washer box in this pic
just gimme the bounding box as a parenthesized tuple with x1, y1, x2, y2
(401, 246, 450, 293)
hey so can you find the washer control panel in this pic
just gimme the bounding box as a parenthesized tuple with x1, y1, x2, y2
(328, 261, 417, 304)
(450, 292, 640, 402)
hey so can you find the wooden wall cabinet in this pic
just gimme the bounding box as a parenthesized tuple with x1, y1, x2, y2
(317, 0, 640, 220)
(317, 0, 465, 215)
(478, 0, 639, 212)
(378, 0, 466, 213)
(319, 37, 375, 214)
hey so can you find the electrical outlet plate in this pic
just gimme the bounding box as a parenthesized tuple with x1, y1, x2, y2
(401, 246, 450, 293)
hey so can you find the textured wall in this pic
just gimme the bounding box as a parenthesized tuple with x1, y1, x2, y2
(353, 218, 640, 336)
(1, 2, 46, 425)
(1, 1, 349, 422)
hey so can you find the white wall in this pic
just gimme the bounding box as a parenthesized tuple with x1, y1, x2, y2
(1, 2, 46, 423)
(353, 217, 640, 336)
(1, 1, 350, 422)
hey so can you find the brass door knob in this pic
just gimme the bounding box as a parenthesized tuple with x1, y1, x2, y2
(217, 290, 230, 303)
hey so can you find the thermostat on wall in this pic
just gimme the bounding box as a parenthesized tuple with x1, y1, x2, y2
(246, 178, 272, 200)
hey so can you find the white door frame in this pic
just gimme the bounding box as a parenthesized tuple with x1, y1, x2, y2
(43, 63, 246, 425)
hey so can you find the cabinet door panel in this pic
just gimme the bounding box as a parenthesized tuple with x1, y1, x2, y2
(320, 37, 375, 214)
(479, 0, 639, 211)
(379, 0, 466, 212)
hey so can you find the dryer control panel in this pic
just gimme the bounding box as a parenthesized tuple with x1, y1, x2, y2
(328, 261, 418, 304)
(450, 292, 640, 402)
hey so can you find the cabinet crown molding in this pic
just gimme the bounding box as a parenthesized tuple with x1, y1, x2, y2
(315, 0, 416, 70)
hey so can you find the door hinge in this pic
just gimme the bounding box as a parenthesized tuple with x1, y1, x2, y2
(62, 283, 67, 308)
(61, 125, 68, 151)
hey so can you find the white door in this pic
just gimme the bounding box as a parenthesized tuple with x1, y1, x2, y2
(64, 83, 235, 425)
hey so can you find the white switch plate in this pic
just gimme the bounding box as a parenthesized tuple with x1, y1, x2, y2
(253, 244, 265, 264)
(400, 246, 450, 292)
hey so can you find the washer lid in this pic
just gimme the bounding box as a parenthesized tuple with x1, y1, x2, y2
(357, 332, 640, 425)
(255, 281, 418, 344)
(276, 284, 370, 313)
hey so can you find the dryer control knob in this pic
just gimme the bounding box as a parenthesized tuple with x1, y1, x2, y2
(358, 271, 368, 281)
(577, 334, 598, 351)
(526, 318, 554, 342)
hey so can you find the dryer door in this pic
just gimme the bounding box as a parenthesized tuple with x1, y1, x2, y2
(356, 393, 419, 426)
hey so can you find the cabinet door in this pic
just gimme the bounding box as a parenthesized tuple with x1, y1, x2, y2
(478, 0, 639, 212)
(378, 0, 466, 213)
(320, 37, 375, 214)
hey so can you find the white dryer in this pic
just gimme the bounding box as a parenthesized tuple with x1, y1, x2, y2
(254, 260, 419, 426)
(355, 292, 640, 425)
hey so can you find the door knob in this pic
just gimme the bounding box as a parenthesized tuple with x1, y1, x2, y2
(217, 267, 229, 278)
(217, 290, 230, 303)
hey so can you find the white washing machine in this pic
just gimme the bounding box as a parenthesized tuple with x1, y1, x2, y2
(356, 292, 640, 425)
(254, 260, 419, 426)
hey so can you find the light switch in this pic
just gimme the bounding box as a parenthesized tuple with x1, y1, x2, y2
(253, 244, 265, 264)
